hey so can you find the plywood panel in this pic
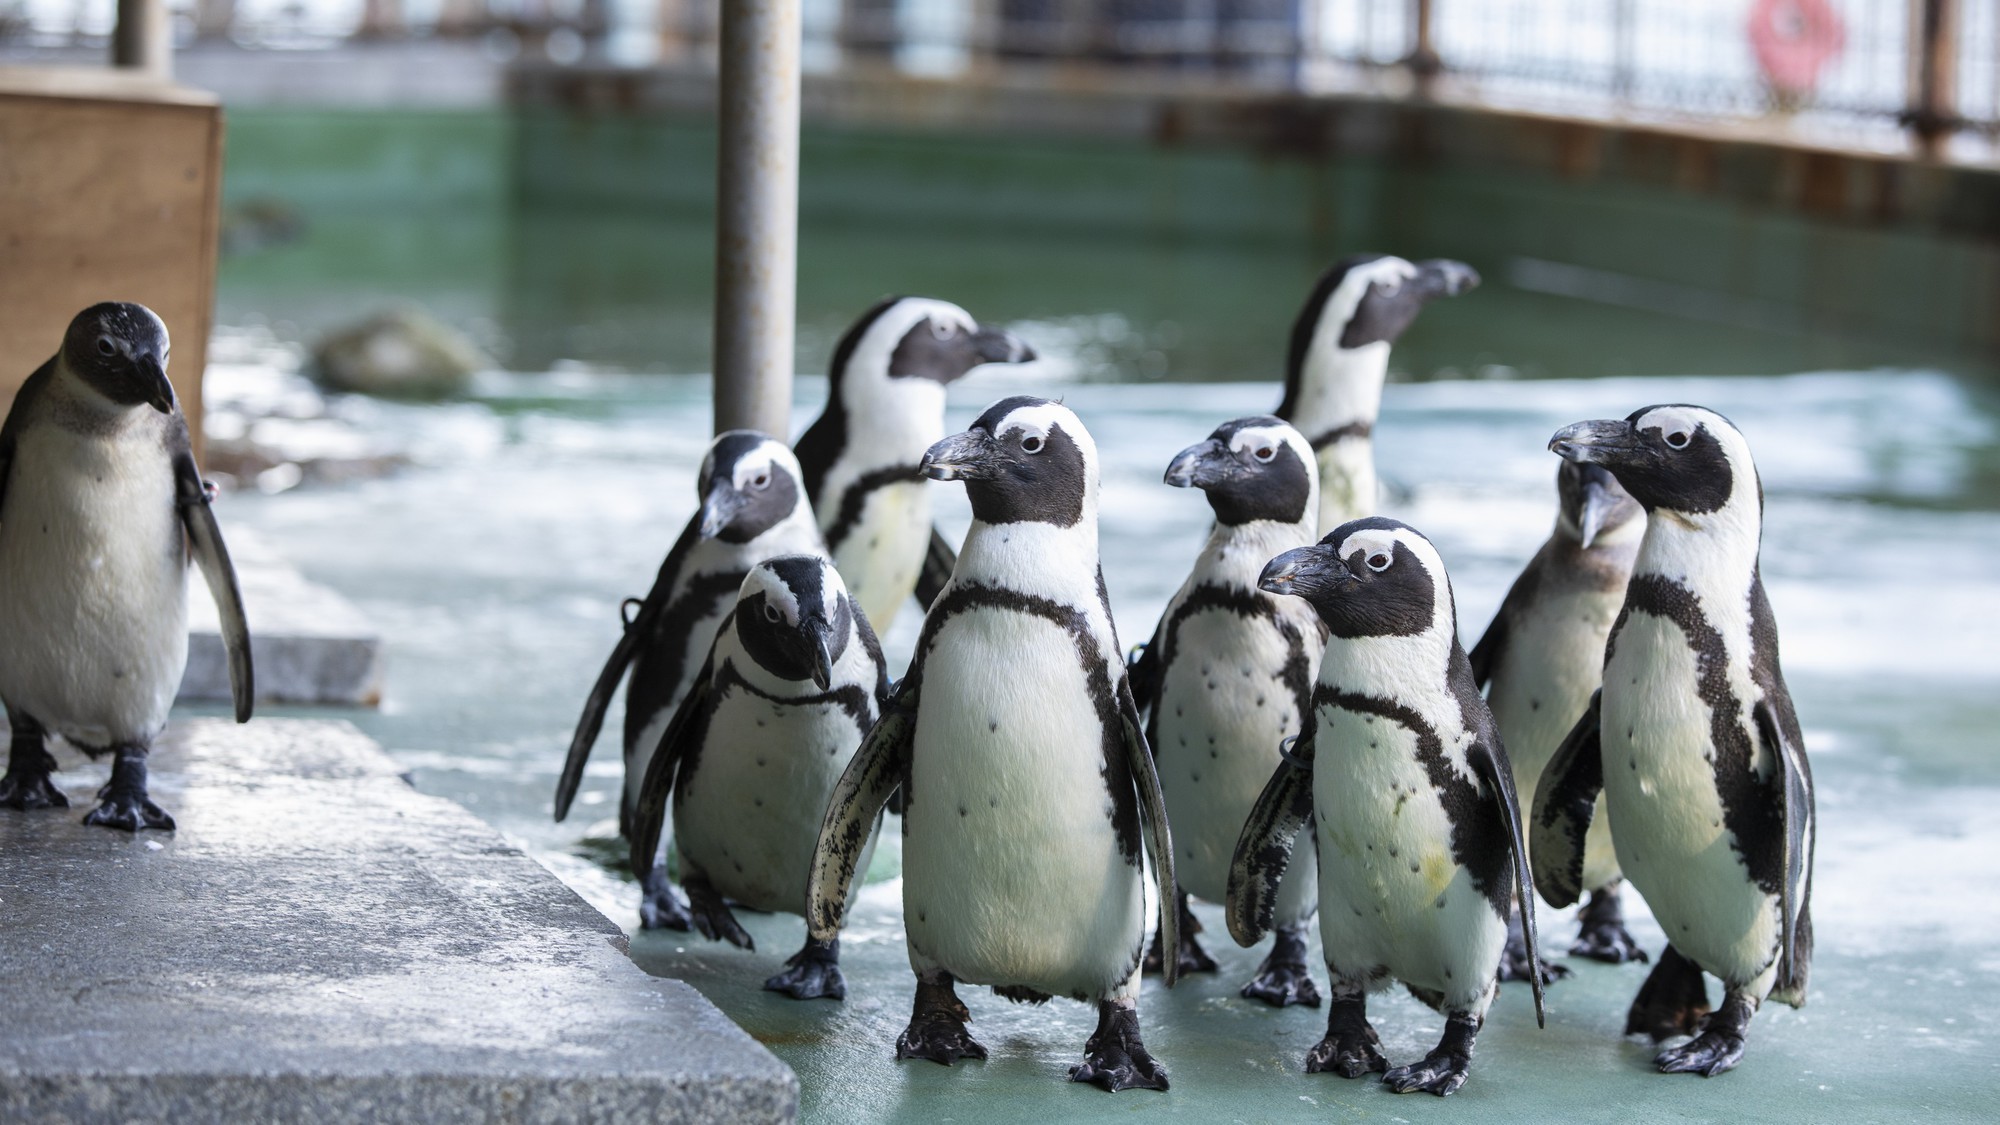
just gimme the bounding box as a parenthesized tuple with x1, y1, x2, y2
(0, 68, 222, 453)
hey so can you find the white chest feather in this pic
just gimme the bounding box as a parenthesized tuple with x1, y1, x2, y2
(828, 480, 930, 629)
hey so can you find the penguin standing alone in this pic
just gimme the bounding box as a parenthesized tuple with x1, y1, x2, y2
(1128, 416, 1328, 1005)
(1231, 518, 1543, 1097)
(0, 303, 253, 829)
(808, 396, 1179, 1092)
(628, 554, 889, 1000)
(1470, 461, 1647, 976)
(1274, 254, 1478, 530)
(792, 297, 1034, 628)
(556, 431, 826, 928)
(1537, 406, 1813, 1076)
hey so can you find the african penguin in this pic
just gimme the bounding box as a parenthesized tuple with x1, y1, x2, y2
(807, 396, 1180, 1092)
(792, 297, 1034, 629)
(1127, 416, 1328, 1006)
(1274, 254, 1478, 531)
(1537, 406, 1813, 1077)
(556, 430, 827, 929)
(627, 554, 889, 1000)
(0, 302, 253, 830)
(1471, 460, 1647, 979)
(1230, 517, 1543, 1097)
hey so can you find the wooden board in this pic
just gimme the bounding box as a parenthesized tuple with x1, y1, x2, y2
(0, 67, 223, 453)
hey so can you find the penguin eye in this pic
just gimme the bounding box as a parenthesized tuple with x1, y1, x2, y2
(763, 602, 782, 623)
(929, 319, 956, 341)
(1366, 552, 1392, 572)
(1252, 445, 1275, 463)
(1020, 434, 1044, 454)
(96, 336, 116, 356)
(1665, 430, 1691, 450)
(750, 472, 771, 490)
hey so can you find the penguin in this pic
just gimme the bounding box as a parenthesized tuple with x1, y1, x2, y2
(1229, 517, 1544, 1097)
(1273, 254, 1479, 531)
(806, 396, 1179, 1092)
(1537, 405, 1813, 1077)
(555, 430, 827, 929)
(792, 297, 1035, 629)
(1126, 416, 1329, 1005)
(627, 554, 889, 1000)
(1469, 460, 1648, 979)
(0, 302, 253, 830)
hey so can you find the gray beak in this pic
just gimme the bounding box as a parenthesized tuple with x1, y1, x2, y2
(1415, 259, 1481, 298)
(1258, 544, 1352, 598)
(806, 620, 835, 691)
(698, 482, 749, 539)
(139, 354, 174, 414)
(1578, 476, 1619, 550)
(1163, 438, 1234, 490)
(1550, 419, 1642, 468)
(971, 325, 1035, 365)
(920, 429, 999, 482)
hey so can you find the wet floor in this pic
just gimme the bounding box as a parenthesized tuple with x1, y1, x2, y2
(196, 344, 2000, 1123)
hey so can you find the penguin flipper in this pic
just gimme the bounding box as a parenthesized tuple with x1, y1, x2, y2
(1117, 679, 1178, 987)
(1126, 614, 1165, 724)
(913, 526, 957, 611)
(1756, 696, 1814, 1001)
(1466, 611, 1505, 689)
(1226, 726, 1317, 950)
(1469, 734, 1546, 1028)
(173, 441, 254, 722)
(628, 652, 716, 881)
(1530, 690, 1603, 909)
(807, 678, 915, 943)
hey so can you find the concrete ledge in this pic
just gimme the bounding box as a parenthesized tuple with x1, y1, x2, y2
(0, 718, 798, 1124)
(183, 529, 385, 706)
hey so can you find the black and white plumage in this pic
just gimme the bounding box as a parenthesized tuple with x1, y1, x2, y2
(628, 554, 889, 1001)
(1274, 254, 1478, 531)
(1127, 416, 1328, 1005)
(792, 297, 1034, 629)
(1538, 405, 1813, 1077)
(1470, 461, 1647, 977)
(807, 396, 1179, 1093)
(1230, 518, 1543, 1098)
(556, 430, 827, 929)
(0, 302, 253, 831)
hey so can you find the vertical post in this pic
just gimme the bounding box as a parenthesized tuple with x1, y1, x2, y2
(713, 0, 801, 438)
(1611, 0, 1634, 104)
(1908, 0, 1959, 157)
(112, 0, 172, 78)
(1406, 0, 1439, 88)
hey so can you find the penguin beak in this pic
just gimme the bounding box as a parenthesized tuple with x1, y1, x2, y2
(920, 430, 1000, 482)
(1258, 544, 1353, 598)
(1578, 475, 1619, 550)
(970, 325, 1035, 366)
(1163, 439, 1237, 490)
(1414, 259, 1480, 299)
(138, 354, 174, 414)
(699, 481, 749, 539)
(805, 618, 836, 691)
(1550, 419, 1642, 468)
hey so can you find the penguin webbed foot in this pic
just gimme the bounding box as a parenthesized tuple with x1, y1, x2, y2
(1142, 892, 1217, 977)
(683, 875, 753, 950)
(1499, 917, 1571, 984)
(82, 791, 173, 832)
(0, 769, 68, 810)
(1625, 944, 1711, 1041)
(895, 974, 987, 1066)
(1069, 1000, 1168, 1092)
(638, 867, 693, 932)
(763, 936, 844, 1001)
(1571, 887, 1648, 964)
(1381, 1013, 1479, 1097)
(1655, 989, 1755, 1077)
(1240, 925, 1321, 1008)
(1303, 996, 1387, 1078)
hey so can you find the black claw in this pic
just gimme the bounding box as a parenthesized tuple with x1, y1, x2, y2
(896, 974, 987, 1065)
(1381, 1012, 1480, 1097)
(1626, 944, 1712, 1041)
(1303, 995, 1387, 1077)
(1572, 887, 1649, 963)
(1069, 1000, 1168, 1091)
(1656, 989, 1755, 1077)
(1, 722, 68, 810)
(1500, 915, 1571, 984)
(1241, 925, 1321, 1007)
(684, 875, 753, 950)
(639, 868, 693, 932)
(1143, 890, 1217, 976)
(764, 937, 845, 1001)
(82, 745, 172, 832)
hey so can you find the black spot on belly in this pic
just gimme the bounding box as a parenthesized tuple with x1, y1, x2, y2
(1256, 696, 1266, 707)
(989, 720, 999, 732)
(958, 805, 967, 817)
(1530, 699, 1541, 712)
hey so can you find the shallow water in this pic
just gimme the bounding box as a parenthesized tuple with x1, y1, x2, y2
(193, 339, 2000, 1121)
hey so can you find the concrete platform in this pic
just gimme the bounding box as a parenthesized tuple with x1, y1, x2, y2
(0, 718, 797, 1124)
(183, 529, 385, 706)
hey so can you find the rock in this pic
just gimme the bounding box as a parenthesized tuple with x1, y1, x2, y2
(311, 307, 487, 400)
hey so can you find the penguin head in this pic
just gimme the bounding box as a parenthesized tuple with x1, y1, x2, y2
(1549, 405, 1755, 518)
(1555, 461, 1644, 550)
(735, 555, 853, 690)
(1259, 517, 1453, 640)
(829, 296, 1035, 399)
(696, 431, 808, 544)
(919, 396, 1095, 528)
(1164, 415, 1317, 529)
(1288, 253, 1477, 366)
(61, 302, 175, 414)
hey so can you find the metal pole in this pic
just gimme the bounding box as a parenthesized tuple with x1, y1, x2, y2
(712, 0, 801, 438)
(112, 0, 172, 78)
(1907, 0, 1959, 157)
(1407, 0, 1439, 88)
